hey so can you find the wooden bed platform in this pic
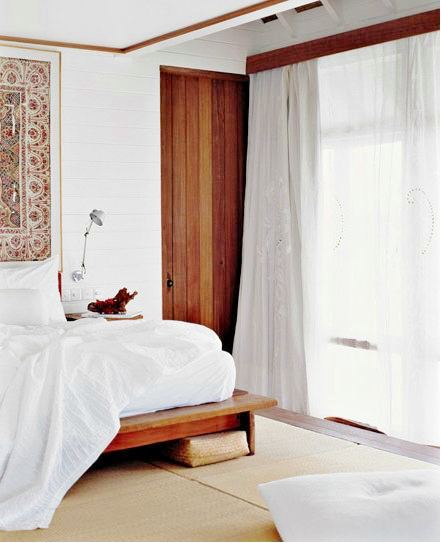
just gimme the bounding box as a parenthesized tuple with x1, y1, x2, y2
(105, 390, 277, 454)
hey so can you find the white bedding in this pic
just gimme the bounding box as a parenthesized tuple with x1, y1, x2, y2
(0, 318, 235, 531)
(121, 350, 235, 417)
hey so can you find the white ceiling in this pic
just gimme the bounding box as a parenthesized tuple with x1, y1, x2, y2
(186, 0, 439, 58)
(0, 0, 295, 48)
(0, 0, 438, 54)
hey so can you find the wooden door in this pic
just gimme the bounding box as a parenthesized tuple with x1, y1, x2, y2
(161, 66, 248, 352)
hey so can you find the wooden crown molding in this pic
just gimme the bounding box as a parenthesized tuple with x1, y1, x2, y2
(0, 34, 121, 54)
(247, 9, 440, 73)
(0, 0, 291, 55)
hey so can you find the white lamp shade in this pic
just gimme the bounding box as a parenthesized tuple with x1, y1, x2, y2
(90, 209, 105, 226)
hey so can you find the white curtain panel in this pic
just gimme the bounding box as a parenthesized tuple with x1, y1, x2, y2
(315, 32, 439, 444)
(233, 66, 311, 413)
(234, 31, 439, 443)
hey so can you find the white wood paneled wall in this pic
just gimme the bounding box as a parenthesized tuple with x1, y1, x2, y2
(16, 0, 434, 316)
(61, 46, 245, 315)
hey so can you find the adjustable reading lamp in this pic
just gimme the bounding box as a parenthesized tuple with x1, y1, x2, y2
(72, 209, 105, 282)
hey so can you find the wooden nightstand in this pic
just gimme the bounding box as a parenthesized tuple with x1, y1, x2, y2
(66, 313, 143, 322)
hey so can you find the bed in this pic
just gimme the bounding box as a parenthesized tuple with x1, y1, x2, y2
(0, 256, 276, 531)
(107, 389, 276, 454)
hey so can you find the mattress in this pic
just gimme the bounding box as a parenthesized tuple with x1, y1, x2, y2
(120, 350, 236, 418)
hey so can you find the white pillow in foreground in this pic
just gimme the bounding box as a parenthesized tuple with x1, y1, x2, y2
(0, 256, 65, 324)
(259, 470, 440, 542)
(0, 289, 49, 326)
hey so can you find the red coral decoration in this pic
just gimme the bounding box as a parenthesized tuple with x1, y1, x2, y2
(88, 288, 138, 315)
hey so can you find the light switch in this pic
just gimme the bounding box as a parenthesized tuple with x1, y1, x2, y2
(70, 288, 81, 301)
(61, 289, 71, 302)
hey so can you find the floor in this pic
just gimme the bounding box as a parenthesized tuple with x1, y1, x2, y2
(260, 407, 440, 465)
(2, 415, 438, 542)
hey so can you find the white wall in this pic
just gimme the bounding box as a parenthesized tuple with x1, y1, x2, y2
(61, 44, 245, 316)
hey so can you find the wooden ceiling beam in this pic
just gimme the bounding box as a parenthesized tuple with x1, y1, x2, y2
(294, 1, 322, 13)
(246, 8, 440, 74)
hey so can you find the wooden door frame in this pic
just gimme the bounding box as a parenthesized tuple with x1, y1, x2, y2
(160, 66, 249, 350)
(160, 65, 249, 321)
(160, 68, 174, 319)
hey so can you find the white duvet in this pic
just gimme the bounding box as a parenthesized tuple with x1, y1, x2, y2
(0, 318, 232, 531)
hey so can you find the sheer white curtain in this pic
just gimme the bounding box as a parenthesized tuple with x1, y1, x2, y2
(234, 31, 439, 443)
(313, 32, 439, 444)
(233, 63, 318, 413)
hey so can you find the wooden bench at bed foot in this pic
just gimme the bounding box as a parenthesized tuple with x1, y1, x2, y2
(105, 389, 277, 455)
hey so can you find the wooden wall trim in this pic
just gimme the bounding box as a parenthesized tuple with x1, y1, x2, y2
(0, 34, 121, 54)
(246, 9, 440, 74)
(160, 66, 249, 82)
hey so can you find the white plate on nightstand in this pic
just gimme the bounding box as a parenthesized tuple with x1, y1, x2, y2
(80, 311, 143, 319)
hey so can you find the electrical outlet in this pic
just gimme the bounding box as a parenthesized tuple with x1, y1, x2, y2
(70, 287, 81, 301)
(61, 289, 71, 302)
(82, 287, 93, 300)
(93, 288, 102, 298)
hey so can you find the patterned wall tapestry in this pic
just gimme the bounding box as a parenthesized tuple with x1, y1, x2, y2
(0, 56, 51, 261)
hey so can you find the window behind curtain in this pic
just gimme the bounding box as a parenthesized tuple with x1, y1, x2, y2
(314, 34, 439, 443)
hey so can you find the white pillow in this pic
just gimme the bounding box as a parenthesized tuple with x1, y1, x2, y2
(0, 256, 65, 324)
(0, 289, 49, 326)
(259, 470, 440, 542)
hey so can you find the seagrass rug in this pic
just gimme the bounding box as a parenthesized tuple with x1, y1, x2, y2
(2, 416, 437, 542)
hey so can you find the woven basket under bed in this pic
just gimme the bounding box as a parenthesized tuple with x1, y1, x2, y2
(161, 430, 250, 467)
